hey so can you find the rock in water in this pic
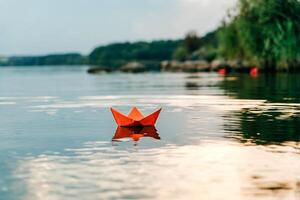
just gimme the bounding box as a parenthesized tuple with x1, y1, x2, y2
(120, 62, 146, 73)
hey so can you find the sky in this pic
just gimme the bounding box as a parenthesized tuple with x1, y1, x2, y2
(0, 0, 237, 56)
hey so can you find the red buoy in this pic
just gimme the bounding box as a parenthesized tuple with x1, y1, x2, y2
(218, 68, 226, 76)
(250, 67, 258, 77)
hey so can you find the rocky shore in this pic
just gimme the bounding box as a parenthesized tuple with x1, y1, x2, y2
(87, 59, 256, 74)
(161, 60, 256, 72)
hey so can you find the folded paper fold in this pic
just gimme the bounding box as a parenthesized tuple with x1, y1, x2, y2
(110, 107, 162, 127)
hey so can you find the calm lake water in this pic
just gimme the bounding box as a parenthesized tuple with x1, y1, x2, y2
(1, 66, 300, 200)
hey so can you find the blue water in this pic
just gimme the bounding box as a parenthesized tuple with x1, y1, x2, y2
(1, 66, 300, 200)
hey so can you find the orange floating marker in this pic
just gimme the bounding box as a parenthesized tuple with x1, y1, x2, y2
(110, 107, 162, 127)
(218, 68, 226, 76)
(112, 126, 160, 142)
(250, 67, 258, 77)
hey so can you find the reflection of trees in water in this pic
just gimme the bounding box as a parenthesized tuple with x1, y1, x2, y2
(221, 74, 300, 144)
(241, 109, 300, 144)
(221, 74, 300, 102)
(185, 75, 200, 90)
(223, 105, 300, 145)
(184, 74, 222, 91)
(185, 82, 199, 90)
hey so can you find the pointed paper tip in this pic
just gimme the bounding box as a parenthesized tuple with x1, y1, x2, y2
(131, 106, 139, 112)
(139, 108, 162, 126)
(110, 107, 121, 115)
(128, 107, 144, 121)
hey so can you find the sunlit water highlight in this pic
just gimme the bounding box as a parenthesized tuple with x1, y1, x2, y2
(0, 66, 300, 200)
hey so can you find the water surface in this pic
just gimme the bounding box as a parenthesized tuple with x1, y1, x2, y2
(0, 66, 300, 200)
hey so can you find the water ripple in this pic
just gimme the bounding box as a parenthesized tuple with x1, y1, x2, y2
(14, 140, 300, 200)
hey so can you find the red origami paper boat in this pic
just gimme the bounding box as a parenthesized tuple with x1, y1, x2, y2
(110, 107, 162, 127)
(112, 126, 160, 142)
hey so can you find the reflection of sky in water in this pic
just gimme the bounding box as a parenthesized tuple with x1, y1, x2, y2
(0, 67, 300, 199)
(15, 141, 300, 200)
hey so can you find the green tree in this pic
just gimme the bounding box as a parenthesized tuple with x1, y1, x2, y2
(173, 31, 217, 61)
(183, 31, 201, 54)
(172, 47, 188, 61)
(219, 0, 300, 71)
(89, 40, 180, 68)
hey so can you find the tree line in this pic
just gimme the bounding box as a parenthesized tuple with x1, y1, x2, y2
(1, 0, 299, 72)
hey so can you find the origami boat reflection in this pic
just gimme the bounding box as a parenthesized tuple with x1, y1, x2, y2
(112, 126, 160, 142)
(110, 107, 162, 127)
